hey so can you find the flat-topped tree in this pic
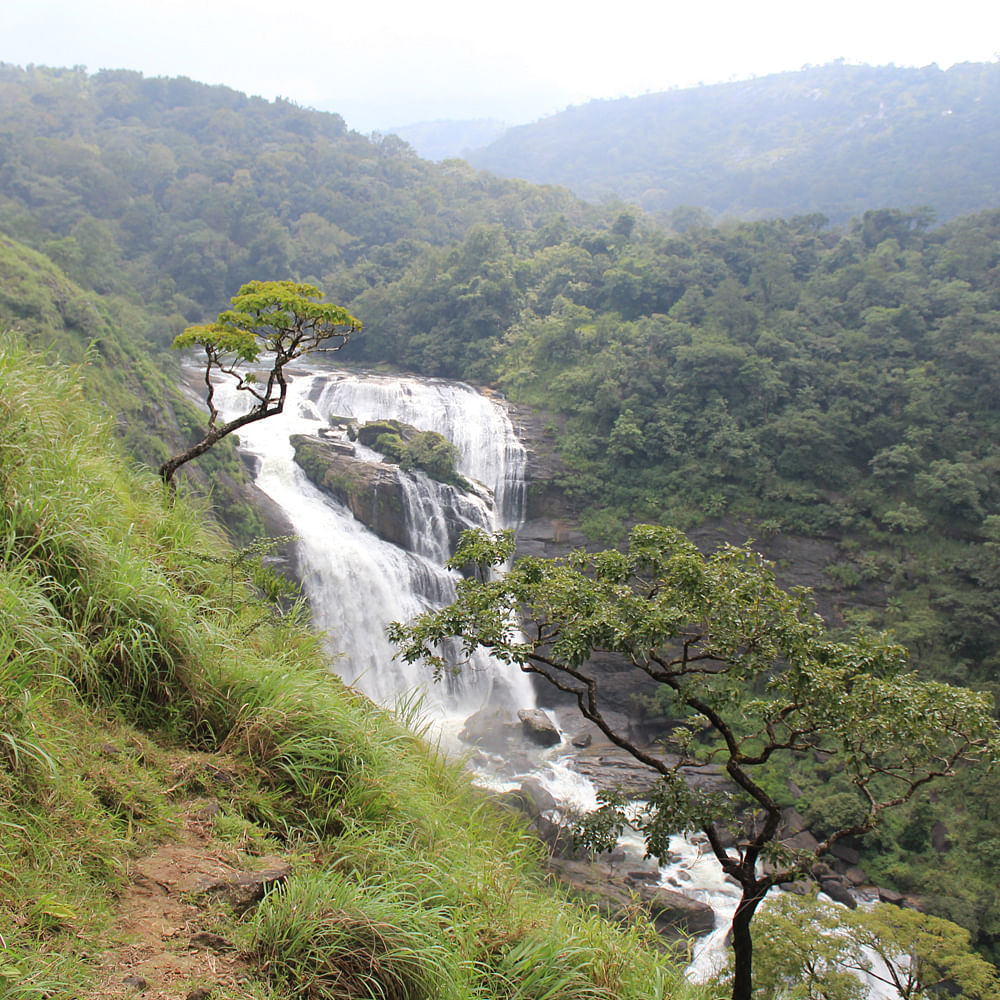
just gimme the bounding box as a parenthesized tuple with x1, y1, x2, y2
(160, 280, 360, 485)
(390, 525, 999, 1000)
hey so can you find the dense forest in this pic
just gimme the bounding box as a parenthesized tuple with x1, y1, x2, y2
(0, 63, 595, 337)
(467, 62, 1000, 224)
(348, 208, 1000, 690)
(2, 62, 1000, 968)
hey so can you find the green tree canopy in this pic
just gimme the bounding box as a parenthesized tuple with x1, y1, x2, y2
(160, 280, 360, 484)
(749, 893, 1000, 999)
(390, 525, 999, 1000)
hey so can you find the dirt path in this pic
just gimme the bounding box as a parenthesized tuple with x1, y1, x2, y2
(84, 807, 287, 999)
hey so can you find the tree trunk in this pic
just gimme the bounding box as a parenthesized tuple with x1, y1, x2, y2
(730, 882, 768, 1000)
(158, 400, 282, 485)
(159, 428, 227, 485)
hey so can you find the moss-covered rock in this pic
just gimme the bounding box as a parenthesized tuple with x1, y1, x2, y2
(291, 434, 409, 548)
(356, 419, 464, 487)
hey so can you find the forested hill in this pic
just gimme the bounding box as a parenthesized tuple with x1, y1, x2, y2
(0, 63, 597, 342)
(347, 208, 1000, 690)
(466, 62, 1000, 224)
(3, 61, 1000, 700)
(2, 60, 1000, 961)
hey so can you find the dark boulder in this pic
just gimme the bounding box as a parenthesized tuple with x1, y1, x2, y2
(828, 841, 860, 865)
(547, 857, 715, 941)
(460, 706, 515, 746)
(517, 708, 561, 746)
(820, 879, 858, 909)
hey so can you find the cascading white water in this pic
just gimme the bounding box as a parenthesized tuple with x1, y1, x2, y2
(207, 361, 894, 998)
(311, 370, 527, 525)
(210, 361, 534, 717)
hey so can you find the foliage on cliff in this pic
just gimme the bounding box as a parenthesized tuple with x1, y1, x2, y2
(0, 232, 268, 539)
(161, 280, 359, 483)
(0, 333, 704, 998)
(351, 208, 1000, 687)
(391, 525, 999, 999)
(351, 208, 1000, 960)
(358, 418, 465, 487)
(3, 59, 1000, 968)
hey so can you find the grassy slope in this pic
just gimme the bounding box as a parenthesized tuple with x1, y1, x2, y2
(0, 332, 703, 998)
(0, 231, 276, 543)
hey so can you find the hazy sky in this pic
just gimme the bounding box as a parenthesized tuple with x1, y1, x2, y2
(5, 0, 998, 132)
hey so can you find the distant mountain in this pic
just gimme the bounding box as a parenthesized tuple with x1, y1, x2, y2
(386, 118, 509, 161)
(467, 62, 1000, 224)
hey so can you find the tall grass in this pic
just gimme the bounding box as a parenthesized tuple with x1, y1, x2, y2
(251, 870, 465, 999)
(0, 333, 707, 999)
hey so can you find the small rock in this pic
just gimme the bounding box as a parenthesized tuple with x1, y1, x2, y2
(122, 976, 148, 990)
(878, 887, 905, 906)
(189, 931, 234, 952)
(205, 766, 235, 788)
(196, 858, 291, 914)
(637, 883, 716, 937)
(518, 778, 558, 816)
(571, 732, 592, 748)
(780, 807, 807, 835)
(811, 860, 835, 880)
(187, 990, 212, 1000)
(782, 830, 820, 854)
(625, 870, 661, 884)
(820, 879, 858, 909)
(828, 841, 860, 865)
(459, 707, 518, 751)
(844, 865, 868, 886)
(779, 880, 811, 895)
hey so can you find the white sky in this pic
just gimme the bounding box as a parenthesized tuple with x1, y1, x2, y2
(4, 0, 999, 133)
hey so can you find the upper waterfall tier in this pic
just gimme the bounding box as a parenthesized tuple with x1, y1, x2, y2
(306, 370, 527, 528)
(211, 363, 535, 717)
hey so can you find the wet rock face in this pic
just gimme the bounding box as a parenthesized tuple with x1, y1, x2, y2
(459, 707, 523, 752)
(291, 434, 410, 549)
(546, 857, 716, 941)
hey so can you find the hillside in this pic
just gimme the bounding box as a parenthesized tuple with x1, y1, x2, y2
(0, 332, 704, 998)
(466, 62, 1000, 224)
(347, 208, 1000, 692)
(0, 62, 595, 341)
(0, 232, 283, 541)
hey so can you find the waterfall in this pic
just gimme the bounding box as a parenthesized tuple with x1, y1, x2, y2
(212, 362, 534, 718)
(310, 370, 527, 525)
(207, 362, 897, 998)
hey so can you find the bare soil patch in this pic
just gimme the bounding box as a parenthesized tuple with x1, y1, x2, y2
(83, 807, 277, 1000)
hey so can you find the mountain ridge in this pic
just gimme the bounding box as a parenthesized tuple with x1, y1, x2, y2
(467, 61, 1000, 223)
